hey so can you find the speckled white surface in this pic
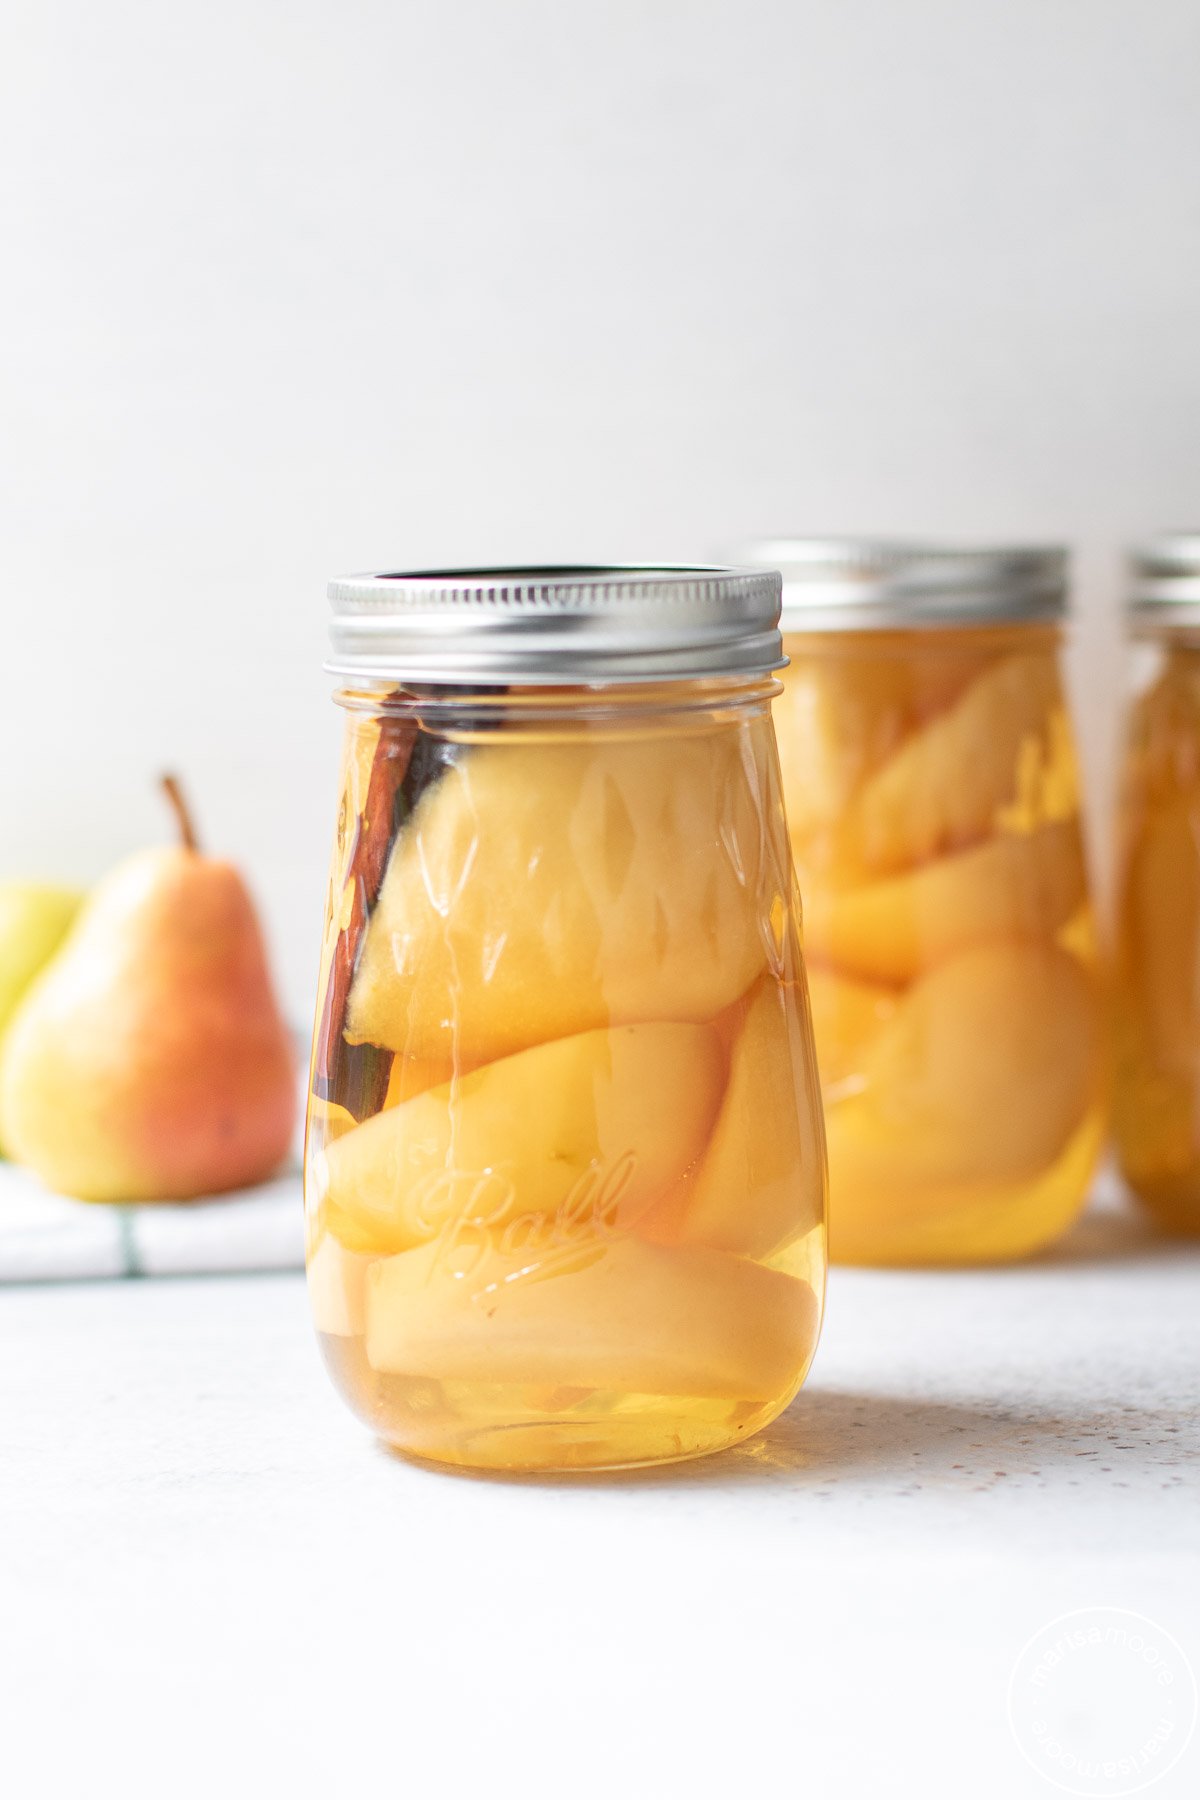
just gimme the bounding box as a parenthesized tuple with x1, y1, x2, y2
(3, 1182, 1198, 1799)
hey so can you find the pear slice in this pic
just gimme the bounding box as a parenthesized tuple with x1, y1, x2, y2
(317, 1021, 725, 1255)
(1121, 651, 1200, 811)
(364, 1235, 819, 1400)
(823, 941, 1102, 1221)
(774, 638, 990, 848)
(1117, 792, 1200, 1075)
(652, 978, 826, 1258)
(307, 1228, 373, 1337)
(801, 820, 1087, 985)
(345, 726, 780, 1065)
(830, 653, 1065, 875)
(805, 966, 900, 1095)
(383, 1052, 458, 1108)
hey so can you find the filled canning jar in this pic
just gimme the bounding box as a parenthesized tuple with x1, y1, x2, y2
(1114, 534, 1200, 1232)
(305, 567, 827, 1472)
(741, 541, 1107, 1267)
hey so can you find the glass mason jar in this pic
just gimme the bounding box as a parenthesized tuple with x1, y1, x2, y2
(305, 567, 827, 1472)
(741, 541, 1107, 1266)
(1114, 534, 1200, 1232)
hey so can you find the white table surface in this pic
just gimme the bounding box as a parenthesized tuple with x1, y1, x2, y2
(3, 1181, 1198, 1800)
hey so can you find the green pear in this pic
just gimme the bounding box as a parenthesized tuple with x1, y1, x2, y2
(0, 883, 82, 1153)
(0, 778, 296, 1202)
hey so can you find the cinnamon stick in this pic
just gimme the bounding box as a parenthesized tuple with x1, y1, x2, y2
(313, 708, 416, 1116)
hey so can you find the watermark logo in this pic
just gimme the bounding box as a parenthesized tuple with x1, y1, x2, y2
(1008, 1608, 1197, 1795)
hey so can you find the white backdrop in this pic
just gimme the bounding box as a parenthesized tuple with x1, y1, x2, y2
(3, 0, 1199, 1022)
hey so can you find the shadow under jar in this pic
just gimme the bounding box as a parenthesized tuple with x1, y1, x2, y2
(1114, 534, 1200, 1232)
(305, 567, 827, 1473)
(740, 541, 1107, 1268)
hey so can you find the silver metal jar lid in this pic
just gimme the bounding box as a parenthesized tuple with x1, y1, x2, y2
(737, 539, 1068, 631)
(1127, 534, 1200, 629)
(326, 565, 784, 685)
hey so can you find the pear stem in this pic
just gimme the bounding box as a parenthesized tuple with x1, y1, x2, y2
(160, 775, 201, 853)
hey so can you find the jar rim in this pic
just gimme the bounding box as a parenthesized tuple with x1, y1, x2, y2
(326, 564, 785, 685)
(1127, 533, 1200, 629)
(735, 538, 1068, 630)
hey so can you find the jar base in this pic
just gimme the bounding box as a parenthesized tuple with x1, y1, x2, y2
(319, 1333, 801, 1474)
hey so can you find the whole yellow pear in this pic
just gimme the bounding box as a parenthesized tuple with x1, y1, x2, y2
(0, 779, 295, 1202)
(0, 882, 83, 1153)
(0, 883, 83, 1037)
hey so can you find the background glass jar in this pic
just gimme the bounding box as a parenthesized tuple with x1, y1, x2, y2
(740, 541, 1107, 1267)
(306, 567, 827, 1472)
(1114, 534, 1200, 1233)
